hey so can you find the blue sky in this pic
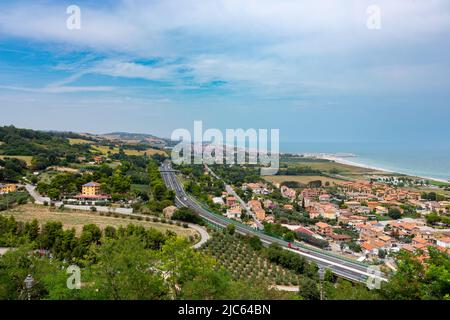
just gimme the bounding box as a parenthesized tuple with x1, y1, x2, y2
(0, 0, 450, 147)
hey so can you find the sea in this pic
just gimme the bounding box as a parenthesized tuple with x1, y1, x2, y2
(280, 141, 450, 182)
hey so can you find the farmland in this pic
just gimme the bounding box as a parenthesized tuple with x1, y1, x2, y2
(1, 203, 198, 238)
(0, 155, 33, 166)
(202, 232, 304, 288)
(91, 145, 166, 156)
(68, 138, 95, 145)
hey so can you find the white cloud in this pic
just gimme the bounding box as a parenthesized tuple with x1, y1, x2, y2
(1, 0, 450, 97)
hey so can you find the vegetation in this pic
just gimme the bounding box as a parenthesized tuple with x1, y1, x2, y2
(0, 216, 291, 300)
(0, 192, 29, 211)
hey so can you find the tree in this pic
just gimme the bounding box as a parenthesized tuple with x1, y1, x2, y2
(248, 236, 263, 251)
(298, 277, 320, 300)
(381, 248, 450, 300)
(388, 207, 402, 220)
(172, 207, 203, 225)
(88, 236, 169, 300)
(225, 224, 236, 235)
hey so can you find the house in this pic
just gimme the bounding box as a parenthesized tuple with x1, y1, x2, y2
(243, 182, 270, 195)
(248, 200, 266, 221)
(359, 223, 384, 242)
(254, 208, 266, 221)
(361, 242, 377, 255)
(281, 185, 296, 201)
(412, 237, 430, 246)
(74, 181, 110, 200)
(307, 202, 340, 220)
(294, 226, 316, 237)
(436, 236, 450, 248)
(329, 233, 352, 243)
(0, 183, 17, 194)
(212, 197, 225, 205)
(283, 204, 293, 211)
(93, 156, 104, 164)
(226, 196, 237, 207)
(315, 222, 333, 236)
(375, 206, 388, 215)
(163, 206, 178, 219)
(319, 194, 331, 202)
(82, 182, 101, 196)
(226, 206, 242, 219)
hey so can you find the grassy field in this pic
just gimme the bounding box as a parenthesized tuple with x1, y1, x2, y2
(282, 157, 378, 174)
(91, 145, 166, 156)
(264, 175, 344, 186)
(131, 184, 150, 193)
(1, 203, 197, 238)
(0, 155, 33, 166)
(68, 138, 95, 145)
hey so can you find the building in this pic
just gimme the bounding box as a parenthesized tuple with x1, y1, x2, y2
(74, 181, 110, 200)
(93, 156, 104, 164)
(319, 194, 331, 202)
(315, 222, 333, 236)
(226, 196, 237, 207)
(226, 206, 242, 219)
(436, 236, 450, 248)
(0, 183, 17, 194)
(82, 182, 101, 196)
(212, 197, 225, 205)
(281, 185, 296, 201)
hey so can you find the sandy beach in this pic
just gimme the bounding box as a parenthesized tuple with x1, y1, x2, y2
(303, 153, 449, 183)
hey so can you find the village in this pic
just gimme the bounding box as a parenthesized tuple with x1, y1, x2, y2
(207, 177, 450, 264)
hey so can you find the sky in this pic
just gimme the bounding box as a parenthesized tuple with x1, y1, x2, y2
(0, 0, 450, 147)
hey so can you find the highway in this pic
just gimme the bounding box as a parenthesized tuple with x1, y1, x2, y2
(160, 161, 388, 285)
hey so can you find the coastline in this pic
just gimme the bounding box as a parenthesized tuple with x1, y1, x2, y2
(302, 153, 449, 184)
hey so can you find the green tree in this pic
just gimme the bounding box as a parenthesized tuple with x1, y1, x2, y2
(298, 277, 320, 300)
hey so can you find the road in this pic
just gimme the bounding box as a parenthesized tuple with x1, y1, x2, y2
(204, 164, 263, 229)
(25, 184, 51, 205)
(160, 161, 388, 285)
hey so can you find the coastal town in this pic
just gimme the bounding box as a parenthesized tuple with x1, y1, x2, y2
(192, 166, 450, 268)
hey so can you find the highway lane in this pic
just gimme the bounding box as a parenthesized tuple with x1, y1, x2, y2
(160, 161, 387, 284)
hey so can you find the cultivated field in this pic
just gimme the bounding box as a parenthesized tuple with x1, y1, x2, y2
(68, 138, 95, 145)
(264, 175, 344, 186)
(91, 145, 166, 156)
(1, 203, 197, 238)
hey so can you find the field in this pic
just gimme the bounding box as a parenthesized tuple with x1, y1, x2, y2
(91, 145, 166, 156)
(264, 175, 344, 186)
(202, 232, 302, 288)
(1, 203, 198, 238)
(282, 157, 378, 174)
(68, 138, 95, 145)
(0, 155, 33, 166)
